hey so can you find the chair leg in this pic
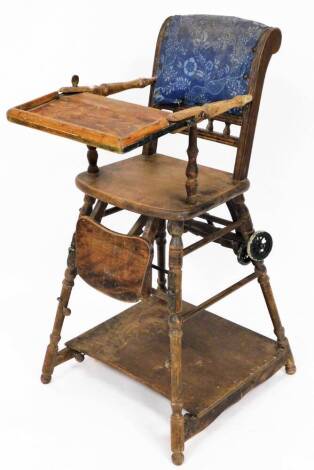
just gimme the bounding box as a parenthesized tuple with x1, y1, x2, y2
(40, 195, 95, 384)
(228, 195, 296, 375)
(156, 219, 167, 291)
(256, 262, 296, 374)
(168, 221, 184, 465)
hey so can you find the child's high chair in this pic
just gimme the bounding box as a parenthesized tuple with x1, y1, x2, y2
(7, 15, 295, 466)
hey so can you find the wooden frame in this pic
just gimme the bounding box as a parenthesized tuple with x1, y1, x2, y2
(7, 16, 295, 467)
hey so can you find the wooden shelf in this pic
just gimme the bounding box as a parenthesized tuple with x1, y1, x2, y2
(66, 294, 286, 419)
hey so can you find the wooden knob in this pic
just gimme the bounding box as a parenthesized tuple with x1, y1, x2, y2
(63, 307, 71, 316)
(71, 75, 79, 87)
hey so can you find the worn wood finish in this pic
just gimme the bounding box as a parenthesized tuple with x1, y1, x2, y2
(7, 93, 171, 153)
(86, 145, 99, 174)
(54, 347, 84, 366)
(184, 347, 286, 440)
(76, 216, 153, 302)
(183, 217, 244, 256)
(180, 126, 239, 147)
(181, 272, 258, 323)
(40, 194, 95, 384)
(142, 217, 160, 243)
(76, 154, 249, 221)
(6, 16, 293, 467)
(185, 124, 199, 204)
(227, 196, 296, 375)
(59, 77, 156, 96)
(103, 206, 123, 217)
(168, 221, 184, 465)
(233, 28, 282, 180)
(65, 294, 286, 419)
(184, 219, 237, 250)
(128, 214, 147, 236)
(168, 94, 252, 123)
(156, 219, 167, 291)
(90, 200, 108, 223)
(256, 263, 296, 375)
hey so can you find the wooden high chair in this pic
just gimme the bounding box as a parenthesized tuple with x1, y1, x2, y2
(7, 15, 295, 466)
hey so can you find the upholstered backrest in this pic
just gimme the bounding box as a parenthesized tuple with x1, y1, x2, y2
(152, 15, 267, 114)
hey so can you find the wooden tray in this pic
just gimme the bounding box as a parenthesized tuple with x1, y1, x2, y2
(66, 293, 286, 440)
(7, 92, 188, 153)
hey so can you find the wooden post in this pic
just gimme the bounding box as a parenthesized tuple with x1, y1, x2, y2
(87, 146, 99, 174)
(40, 194, 95, 384)
(256, 262, 296, 374)
(156, 219, 167, 291)
(186, 124, 199, 204)
(167, 221, 184, 465)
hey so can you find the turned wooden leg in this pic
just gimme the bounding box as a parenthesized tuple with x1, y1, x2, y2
(156, 219, 167, 291)
(185, 123, 199, 204)
(228, 196, 296, 375)
(256, 262, 296, 374)
(168, 221, 184, 465)
(40, 195, 95, 384)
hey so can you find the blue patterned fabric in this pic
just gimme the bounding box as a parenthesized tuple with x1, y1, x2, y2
(153, 15, 267, 114)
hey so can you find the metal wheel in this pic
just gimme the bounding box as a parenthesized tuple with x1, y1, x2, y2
(247, 231, 273, 261)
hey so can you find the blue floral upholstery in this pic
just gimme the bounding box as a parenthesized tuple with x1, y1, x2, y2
(152, 15, 267, 114)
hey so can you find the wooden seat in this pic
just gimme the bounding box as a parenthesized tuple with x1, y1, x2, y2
(75, 154, 249, 220)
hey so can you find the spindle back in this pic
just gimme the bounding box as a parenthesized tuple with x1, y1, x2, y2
(147, 15, 281, 181)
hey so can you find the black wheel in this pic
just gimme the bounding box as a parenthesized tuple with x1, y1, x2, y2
(247, 231, 273, 261)
(236, 242, 251, 265)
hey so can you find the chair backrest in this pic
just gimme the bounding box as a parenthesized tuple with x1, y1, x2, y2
(148, 15, 281, 181)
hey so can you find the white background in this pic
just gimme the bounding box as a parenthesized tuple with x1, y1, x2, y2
(1, 1, 314, 469)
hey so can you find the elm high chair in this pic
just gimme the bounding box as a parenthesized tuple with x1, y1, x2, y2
(7, 15, 295, 466)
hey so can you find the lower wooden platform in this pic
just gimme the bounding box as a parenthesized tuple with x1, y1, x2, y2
(66, 294, 286, 438)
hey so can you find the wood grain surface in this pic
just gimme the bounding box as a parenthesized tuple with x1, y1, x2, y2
(66, 294, 285, 417)
(76, 154, 249, 221)
(76, 216, 152, 302)
(7, 93, 170, 152)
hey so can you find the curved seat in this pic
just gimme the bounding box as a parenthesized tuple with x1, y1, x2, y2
(76, 154, 249, 221)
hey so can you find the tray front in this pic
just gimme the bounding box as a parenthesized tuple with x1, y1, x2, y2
(7, 92, 171, 153)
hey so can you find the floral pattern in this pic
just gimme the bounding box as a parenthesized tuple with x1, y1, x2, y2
(153, 15, 267, 114)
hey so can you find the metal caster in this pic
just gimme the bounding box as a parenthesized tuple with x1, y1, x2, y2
(235, 231, 273, 264)
(236, 242, 251, 265)
(247, 231, 273, 261)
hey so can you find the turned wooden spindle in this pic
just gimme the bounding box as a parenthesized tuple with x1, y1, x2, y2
(186, 124, 199, 204)
(168, 221, 184, 465)
(87, 145, 99, 174)
(223, 122, 231, 136)
(156, 219, 167, 291)
(59, 77, 156, 96)
(206, 118, 214, 132)
(256, 262, 296, 375)
(167, 94, 252, 123)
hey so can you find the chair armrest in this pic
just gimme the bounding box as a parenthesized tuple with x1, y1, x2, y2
(167, 95, 252, 123)
(59, 77, 156, 96)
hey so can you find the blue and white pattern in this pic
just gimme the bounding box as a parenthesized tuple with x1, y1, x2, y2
(153, 15, 267, 114)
